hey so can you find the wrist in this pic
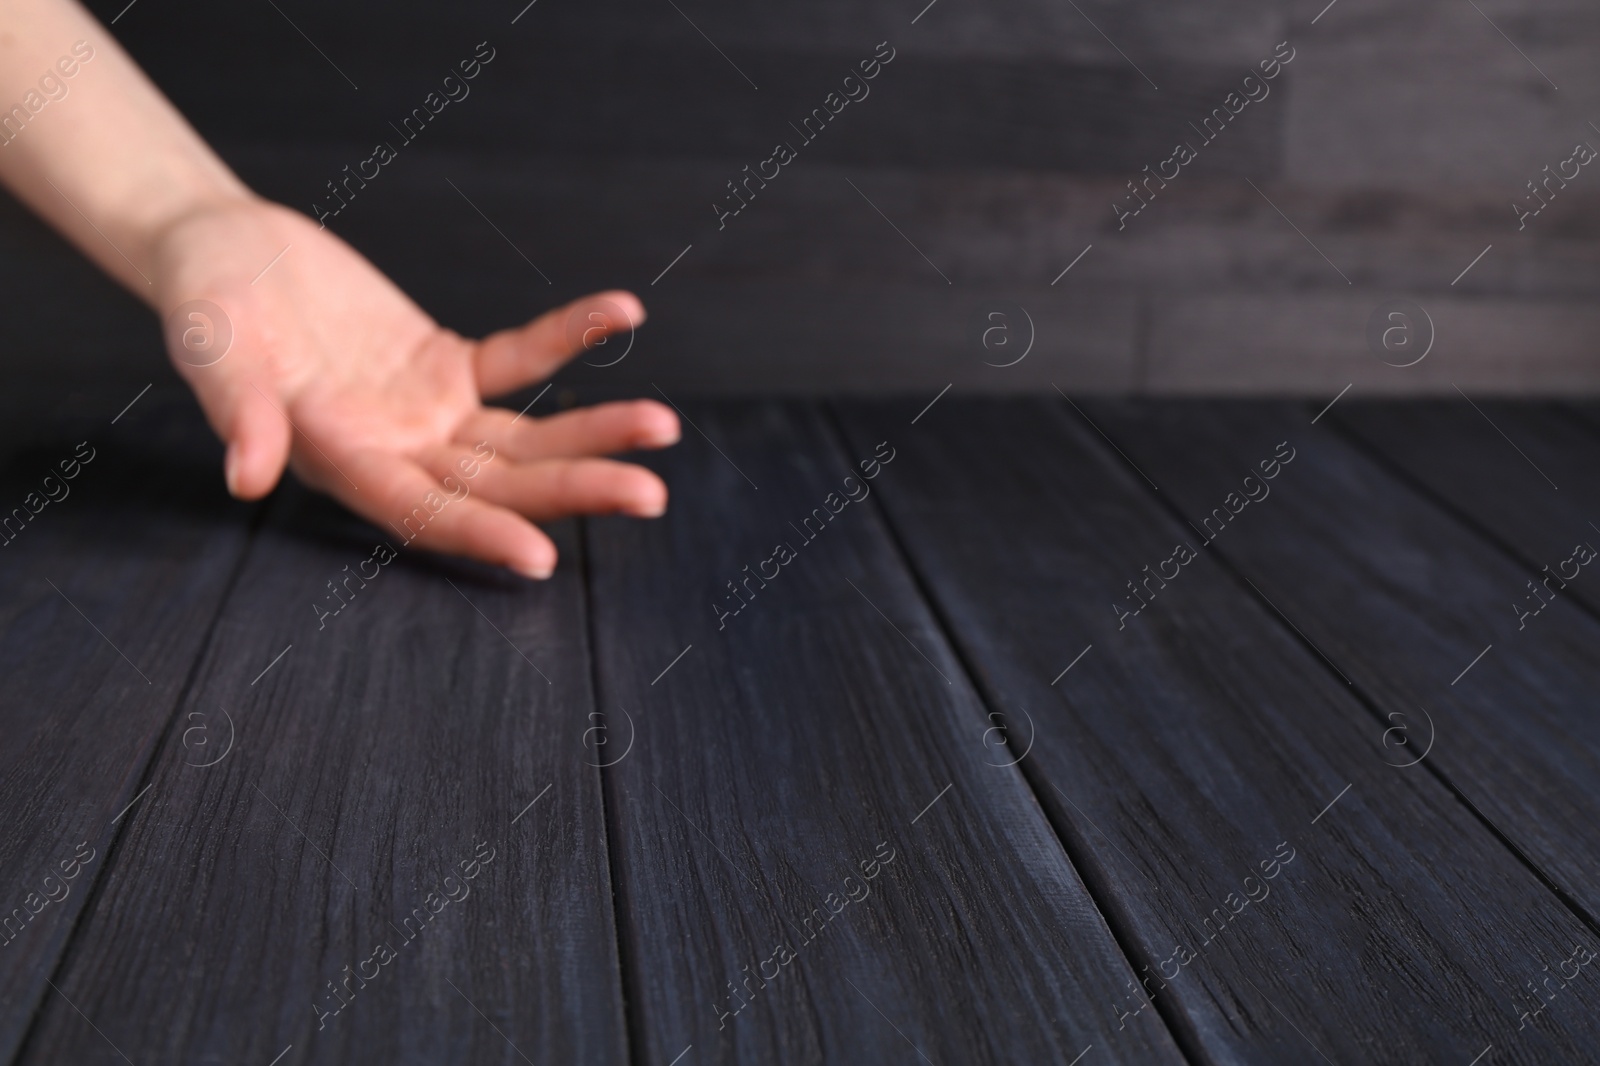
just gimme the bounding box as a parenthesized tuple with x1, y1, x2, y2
(119, 156, 256, 306)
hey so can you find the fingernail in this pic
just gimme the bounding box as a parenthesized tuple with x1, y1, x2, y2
(223, 444, 241, 497)
(638, 406, 680, 447)
(639, 496, 667, 518)
(516, 557, 554, 580)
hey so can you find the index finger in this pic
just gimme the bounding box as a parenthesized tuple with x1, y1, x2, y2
(473, 290, 646, 398)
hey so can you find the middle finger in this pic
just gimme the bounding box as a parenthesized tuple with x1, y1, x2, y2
(458, 401, 679, 462)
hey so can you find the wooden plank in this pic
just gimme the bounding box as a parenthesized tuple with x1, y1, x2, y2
(1143, 294, 1600, 394)
(19, 490, 627, 1064)
(97, 0, 1286, 70)
(582, 400, 1185, 1064)
(1332, 400, 1600, 618)
(0, 392, 255, 1061)
(1285, 12, 1600, 192)
(221, 148, 1600, 397)
(218, 148, 1599, 305)
(550, 280, 1136, 395)
(1084, 398, 1600, 929)
(104, 0, 1286, 160)
(629, 0, 1286, 67)
(11, 137, 1599, 403)
(837, 395, 1600, 1064)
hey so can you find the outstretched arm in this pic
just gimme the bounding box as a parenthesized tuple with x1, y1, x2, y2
(0, 0, 678, 578)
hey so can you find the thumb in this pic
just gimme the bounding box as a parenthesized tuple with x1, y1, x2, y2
(222, 386, 292, 500)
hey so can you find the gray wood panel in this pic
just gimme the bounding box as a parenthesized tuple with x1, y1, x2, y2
(0, 396, 256, 1061)
(1, 0, 1576, 398)
(1286, 0, 1600, 190)
(20, 491, 627, 1064)
(1143, 294, 1600, 394)
(582, 400, 1186, 1064)
(1086, 399, 1600, 930)
(1332, 400, 1600, 618)
(838, 396, 1600, 1064)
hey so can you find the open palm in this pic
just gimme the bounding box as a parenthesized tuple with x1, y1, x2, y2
(150, 198, 677, 578)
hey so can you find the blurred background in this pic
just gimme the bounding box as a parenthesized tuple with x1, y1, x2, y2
(4, 0, 1599, 427)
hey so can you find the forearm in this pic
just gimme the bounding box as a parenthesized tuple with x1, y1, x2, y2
(0, 0, 251, 302)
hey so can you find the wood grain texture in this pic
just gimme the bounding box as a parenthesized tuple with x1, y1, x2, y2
(0, 395, 254, 1061)
(5, 394, 1599, 1063)
(1083, 399, 1600, 929)
(92, 0, 1286, 72)
(1143, 294, 1600, 394)
(1332, 400, 1600, 617)
(581, 401, 1186, 1064)
(19, 490, 626, 1065)
(836, 396, 1600, 1064)
(214, 149, 1600, 305)
(8, 144, 1600, 404)
(1286, 0, 1600, 190)
(230, 150, 1600, 396)
(101, 0, 1281, 174)
(527, 0, 1286, 67)
(0, 0, 1572, 401)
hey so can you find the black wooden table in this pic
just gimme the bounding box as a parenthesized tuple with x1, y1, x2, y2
(2, 393, 1598, 1065)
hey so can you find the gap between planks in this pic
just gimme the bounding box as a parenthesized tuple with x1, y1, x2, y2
(10, 495, 270, 1064)
(820, 401, 1206, 1064)
(1068, 396, 1600, 947)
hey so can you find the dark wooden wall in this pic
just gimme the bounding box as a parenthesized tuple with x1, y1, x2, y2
(3, 0, 1598, 413)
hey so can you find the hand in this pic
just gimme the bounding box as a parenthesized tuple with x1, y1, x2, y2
(150, 196, 678, 578)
